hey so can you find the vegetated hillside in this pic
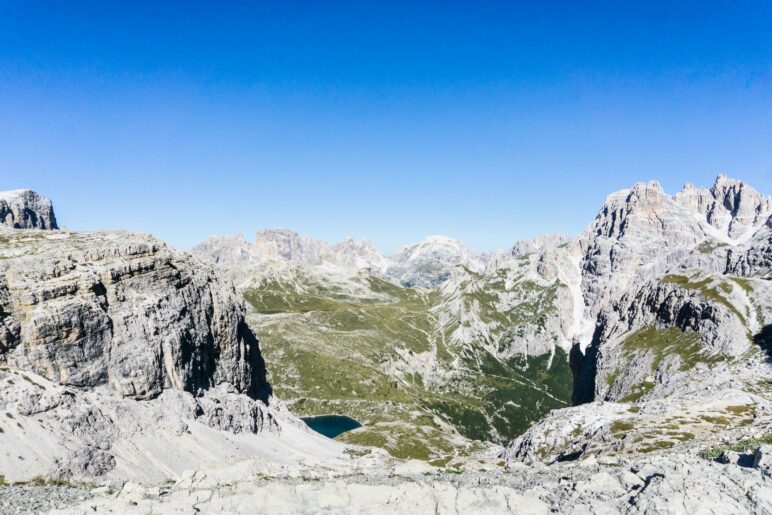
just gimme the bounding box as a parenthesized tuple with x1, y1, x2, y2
(244, 259, 574, 463)
(197, 174, 772, 465)
(509, 176, 772, 477)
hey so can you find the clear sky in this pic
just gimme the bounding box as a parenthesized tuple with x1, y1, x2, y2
(0, 1, 770, 253)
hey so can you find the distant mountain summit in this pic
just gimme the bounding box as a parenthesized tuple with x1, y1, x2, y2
(676, 174, 772, 240)
(191, 229, 390, 288)
(387, 235, 485, 288)
(0, 189, 58, 230)
(192, 230, 485, 289)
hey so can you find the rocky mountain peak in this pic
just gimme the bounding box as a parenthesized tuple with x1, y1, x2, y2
(392, 235, 478, 263)
(330, 236, 390, 272)
(631, 179, 664, 196)
(511, 233, 573, 256)
(252, 228, 322, 266)
(0, 189, 58, 230)
(387, 235, 485, 288)
(577, 175, 772, 318)
(674, 174, 772, 241)
(711, 172, 740, 193)
(584, 181, 694, 244)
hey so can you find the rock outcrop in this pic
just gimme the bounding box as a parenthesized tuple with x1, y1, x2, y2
(755, 444, 772, 476)
(578, 181, 706, 319)
(572, 270, 764, 403)
(0, 229, 269, 402)
(0, 364, 343, 482)
(0, 189, 58, 230)
(0, 214, 319, 483)
(511, 233, 572, 257)
(724, 223, 772, 277)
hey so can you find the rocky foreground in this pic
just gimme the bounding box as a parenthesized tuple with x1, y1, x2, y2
(0, 446, 766, 514)
(12, 338, 768, 514)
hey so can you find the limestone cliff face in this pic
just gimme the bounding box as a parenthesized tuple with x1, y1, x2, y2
(578, 181, 707, 319)
(0, 189, 58, 230)
(0, 229, 270, 402)
(724, 222, 772, 277)
(578, 176, 772, 320)
(0, 195, 286, 481)
(574, 275, 753, 404)
(596, 278, 749, 358)
(571, 175, 771, 406)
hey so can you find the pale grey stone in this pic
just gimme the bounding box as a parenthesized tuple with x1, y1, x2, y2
(0, 189, 58, 230)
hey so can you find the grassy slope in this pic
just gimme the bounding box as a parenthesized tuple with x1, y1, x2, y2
(603, 271, 769, 402)
(245, 268, 573, 462)
(608, 326, 713, 402)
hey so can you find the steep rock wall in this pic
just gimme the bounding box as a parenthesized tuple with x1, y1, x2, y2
(0, 229, 270, 402)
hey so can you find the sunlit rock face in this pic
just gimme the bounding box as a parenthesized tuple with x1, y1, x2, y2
(0, 189, 58, 230)
(0, 229, 269, 401)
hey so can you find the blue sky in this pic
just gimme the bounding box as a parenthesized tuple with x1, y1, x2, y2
(0, 1, 770, 253)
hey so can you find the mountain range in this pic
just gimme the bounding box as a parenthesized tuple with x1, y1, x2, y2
(0, 175, 770, 512)
(190, 175, 771, 458)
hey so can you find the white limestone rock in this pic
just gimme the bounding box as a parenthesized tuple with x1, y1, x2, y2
(503, 401, 628, 464)
(724, 223, 772, 277)
(191, 229, 391, 287)
(0, 230, 269, 402)
(0, 189, 58, 230)
(0, 366, 353, 483)
(675, 174, 772, 240)
(578, 181, 707, 319)
(578, 176, 772, 321)
(755, 445, 772, 476)
(571, 175, 771, 404)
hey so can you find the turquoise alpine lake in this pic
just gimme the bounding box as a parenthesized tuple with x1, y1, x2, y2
(301, 415, 362, 438)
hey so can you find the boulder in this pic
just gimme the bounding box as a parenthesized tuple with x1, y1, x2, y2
(753, 445, 772, 475)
